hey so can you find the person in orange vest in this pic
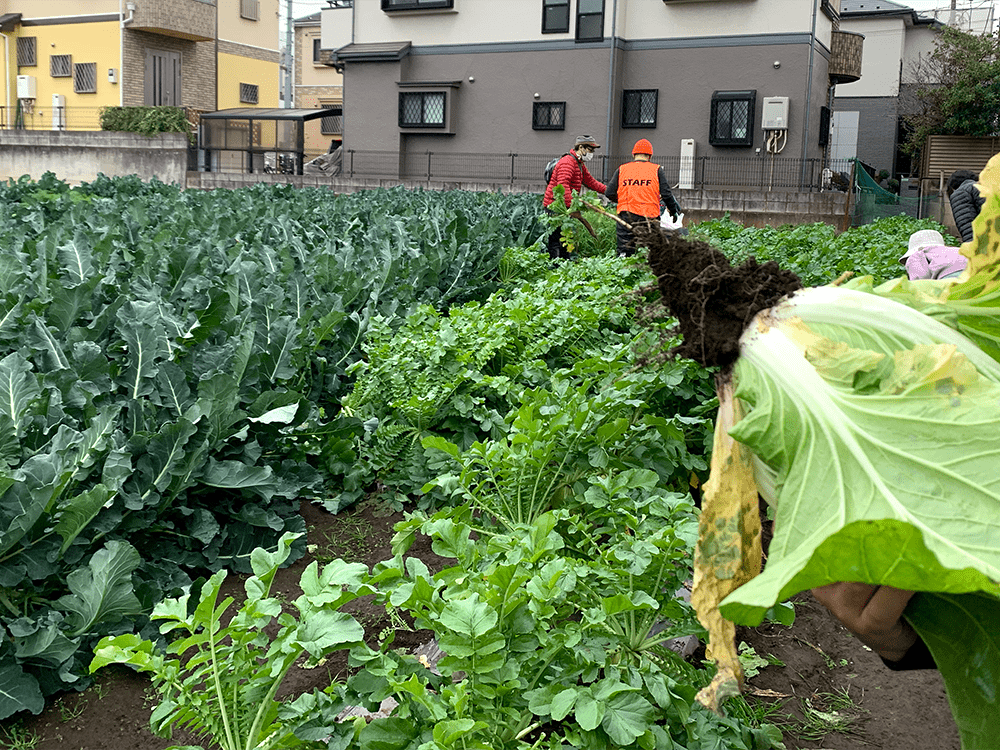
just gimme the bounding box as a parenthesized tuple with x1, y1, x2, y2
(605, 139, 681, 257)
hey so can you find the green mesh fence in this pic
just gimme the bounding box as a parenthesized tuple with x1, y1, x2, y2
(852, 159, 932, 226)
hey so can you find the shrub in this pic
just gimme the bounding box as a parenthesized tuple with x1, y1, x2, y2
(99, 106, 194, 144)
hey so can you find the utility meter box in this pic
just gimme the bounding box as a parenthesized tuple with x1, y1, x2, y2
(16, 75, 36, 99)
(52, 94, 66, 130)
(679, 139, 696, 190)
(761, 96, 789, 130)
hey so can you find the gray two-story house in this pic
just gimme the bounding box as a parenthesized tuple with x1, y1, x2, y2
(322, 0, 862, 185)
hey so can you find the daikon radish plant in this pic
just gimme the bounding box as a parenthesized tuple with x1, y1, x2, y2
(642, 155, 1000, 750)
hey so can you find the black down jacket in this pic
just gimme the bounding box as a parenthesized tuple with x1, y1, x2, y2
(950, 179, 986, 244)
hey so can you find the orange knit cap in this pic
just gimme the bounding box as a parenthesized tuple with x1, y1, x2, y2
(632, 138, 653, 156)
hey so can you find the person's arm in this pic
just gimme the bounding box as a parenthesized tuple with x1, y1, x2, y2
(581, 165, 606, 195)
(605, 168, 621, 203)
(657, 166, 681, 218)
(811, 583, 934, 669)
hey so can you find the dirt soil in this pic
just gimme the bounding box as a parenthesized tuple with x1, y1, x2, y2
(642, 227, 802, 369)
(3, 501, 958, 750)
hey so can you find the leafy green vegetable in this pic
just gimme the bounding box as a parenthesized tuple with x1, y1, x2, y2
(0, 174, 548, 715)
(714, 259, 1000, 747)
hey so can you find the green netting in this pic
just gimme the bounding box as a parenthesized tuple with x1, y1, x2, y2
(852, 159, 930, 225)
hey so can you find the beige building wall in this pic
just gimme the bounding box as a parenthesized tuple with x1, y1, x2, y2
(217, 0, 279, 52)
(294, 19, 342, 155)
(836, 17, 903, 98)
(901, 25, 937, 85)
(353, 0, 835, 46)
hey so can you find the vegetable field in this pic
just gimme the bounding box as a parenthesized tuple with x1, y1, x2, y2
(0, 173, 980, 750)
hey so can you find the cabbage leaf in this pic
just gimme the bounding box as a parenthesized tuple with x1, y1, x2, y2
(718, 188, 1000, 747)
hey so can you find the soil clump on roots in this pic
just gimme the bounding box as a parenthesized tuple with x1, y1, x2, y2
(639, 224, 802, 369)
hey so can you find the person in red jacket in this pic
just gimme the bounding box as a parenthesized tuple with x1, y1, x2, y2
(605, 139, 682, 256)
(542, 135, 608, 259)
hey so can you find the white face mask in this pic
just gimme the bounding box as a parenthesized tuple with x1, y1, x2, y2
(581, 152, 594, 162)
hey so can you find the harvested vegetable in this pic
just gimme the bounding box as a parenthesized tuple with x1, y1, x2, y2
(645, 154, 1000, 750)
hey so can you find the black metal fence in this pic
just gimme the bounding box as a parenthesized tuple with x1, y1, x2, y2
(1, 105, 102, 131)
(337, 150, 855, 191)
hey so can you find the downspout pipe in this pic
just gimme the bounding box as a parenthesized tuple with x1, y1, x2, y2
(2, 31, 10, 124)
(604, 0, 619, 182)
(119, 0, 124, 106)
(801, 0, 819, 177)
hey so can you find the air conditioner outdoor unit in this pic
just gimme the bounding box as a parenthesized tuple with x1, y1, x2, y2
(679, 138, 696, 190)
(16, 75, 36, 99)
(52, 94, 66, 130)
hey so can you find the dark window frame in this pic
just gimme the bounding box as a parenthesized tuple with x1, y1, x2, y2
(576, 0, 605, 42)
(542, 0, 570, 34)
(398, 91, 447, 128)
(532, 101, 566, 130)
(621, 89, 658, 129)
(709, 90, 756, 147)
(313, 38, 322, 63)
(381, 0, 454, 10)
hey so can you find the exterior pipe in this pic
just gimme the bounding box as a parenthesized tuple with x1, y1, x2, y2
(604, 0, 619, 182)
(2, 32, 10, 125)
(800, 0, 819, 183)
(119, 0, 124, 105)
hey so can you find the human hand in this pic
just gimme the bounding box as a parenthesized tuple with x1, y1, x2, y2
(811, 583, 918, 662)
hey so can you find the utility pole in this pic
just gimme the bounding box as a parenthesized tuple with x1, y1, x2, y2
(283, 0, 294, 107)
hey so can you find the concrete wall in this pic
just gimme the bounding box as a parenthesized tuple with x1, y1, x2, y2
(0, 131, 189, 184)
(186, 171, 851, 230)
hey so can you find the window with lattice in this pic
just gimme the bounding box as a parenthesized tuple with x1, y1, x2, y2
(51, 54, 72, 78)
(74, 62, 97, 94)
(533, 101, 566, 130)
(542, 0, 569, 33)
(16, 37, 36, 67)
(241, 0, 259, 20)
(622, 89, 657, 128)
(399, 91, 446, 127)
(321, 114, 342, 134)
(710, 90, 755, 147)
(240, 83, 259, 104)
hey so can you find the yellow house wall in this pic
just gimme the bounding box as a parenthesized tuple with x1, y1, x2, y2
(9, 20, 121, 130)
(217, 52, 279, 109)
